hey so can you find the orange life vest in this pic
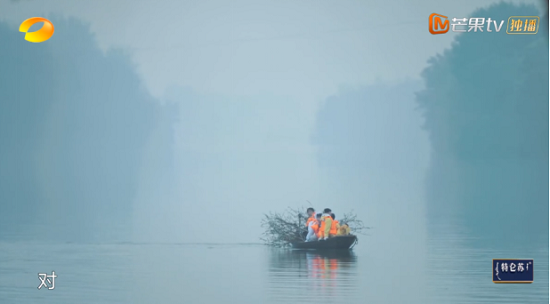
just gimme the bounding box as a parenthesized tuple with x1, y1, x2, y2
(310, 221, 319, 233)
(317, 226, 323, 238)
(330, 220, 339, 235)
(305, 215, 316, 227)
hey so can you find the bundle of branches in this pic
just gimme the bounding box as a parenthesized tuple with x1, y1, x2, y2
(260, 206, 369, 247)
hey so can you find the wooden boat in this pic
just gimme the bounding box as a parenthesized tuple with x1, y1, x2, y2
(290, 235, 358, 250)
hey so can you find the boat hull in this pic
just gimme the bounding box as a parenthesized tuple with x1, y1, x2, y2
(290, 235, 357, 250)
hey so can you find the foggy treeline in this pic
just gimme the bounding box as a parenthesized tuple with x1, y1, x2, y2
(0, 2, 547, 247)
(416, 2, 548, 244)
(0, 18, 177, 242)
(311, 2, 548, 248)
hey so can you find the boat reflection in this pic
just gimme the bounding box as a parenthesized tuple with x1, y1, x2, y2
(267, 249, 358, 302)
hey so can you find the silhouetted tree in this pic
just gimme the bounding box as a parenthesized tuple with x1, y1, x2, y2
(0, 17, 177, 242)
(416, 2, 548, 244)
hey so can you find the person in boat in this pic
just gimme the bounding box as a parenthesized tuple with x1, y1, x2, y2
(305, 207, 316, 228)
(315, 213, 323, 238)
(302, 208, 317, 240)
(315, 213, 324, 240)
(319, 208, 333, 240)
(306, 213, 322, 242)
(337, 222, 351, 236)
(329, 213, 340, 237)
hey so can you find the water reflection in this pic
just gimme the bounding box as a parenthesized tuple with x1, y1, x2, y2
(426, 220, 549, 304)
(0, 242, 134, 304)
(268, 249, 359, 303)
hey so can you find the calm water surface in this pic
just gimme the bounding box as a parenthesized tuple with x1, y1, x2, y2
(0, 223, 547, 303)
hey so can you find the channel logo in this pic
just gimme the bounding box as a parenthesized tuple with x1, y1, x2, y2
(429, 13, 450, 34)
(429, 13, 539, 35)
(19, 17, 54, 43)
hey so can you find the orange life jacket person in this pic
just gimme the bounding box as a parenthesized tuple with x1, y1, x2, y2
(315, 213, 324, 239)
(305, 207, 316, 228)
(306, 213, 321, 242)
(329, 213, 340, 237)
(319, 208, 333, 240)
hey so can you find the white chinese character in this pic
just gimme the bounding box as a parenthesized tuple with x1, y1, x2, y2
(501, 262, 508, 272)
(509, 263, 516, 272)
(468, 18, 485, 32)
(485, 18, 504, 32)
(451, 18, 468, 32)
(517, 263, 525, 272)
(37, 271, 57, 290)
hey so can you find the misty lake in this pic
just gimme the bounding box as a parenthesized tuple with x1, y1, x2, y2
(1, 220, 547, 304)
(1, 1, 548, 304)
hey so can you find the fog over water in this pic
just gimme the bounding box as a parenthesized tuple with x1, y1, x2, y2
(0, 1, 547, 303)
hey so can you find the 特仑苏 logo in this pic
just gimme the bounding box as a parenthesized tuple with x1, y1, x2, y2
(493, 259, 533, 283)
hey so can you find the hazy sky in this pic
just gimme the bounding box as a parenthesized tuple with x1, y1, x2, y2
(0, 0, 542, 243)
(1, 0, 539, 98)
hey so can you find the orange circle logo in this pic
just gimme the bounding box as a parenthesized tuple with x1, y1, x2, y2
(19, 17, 54, 43)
